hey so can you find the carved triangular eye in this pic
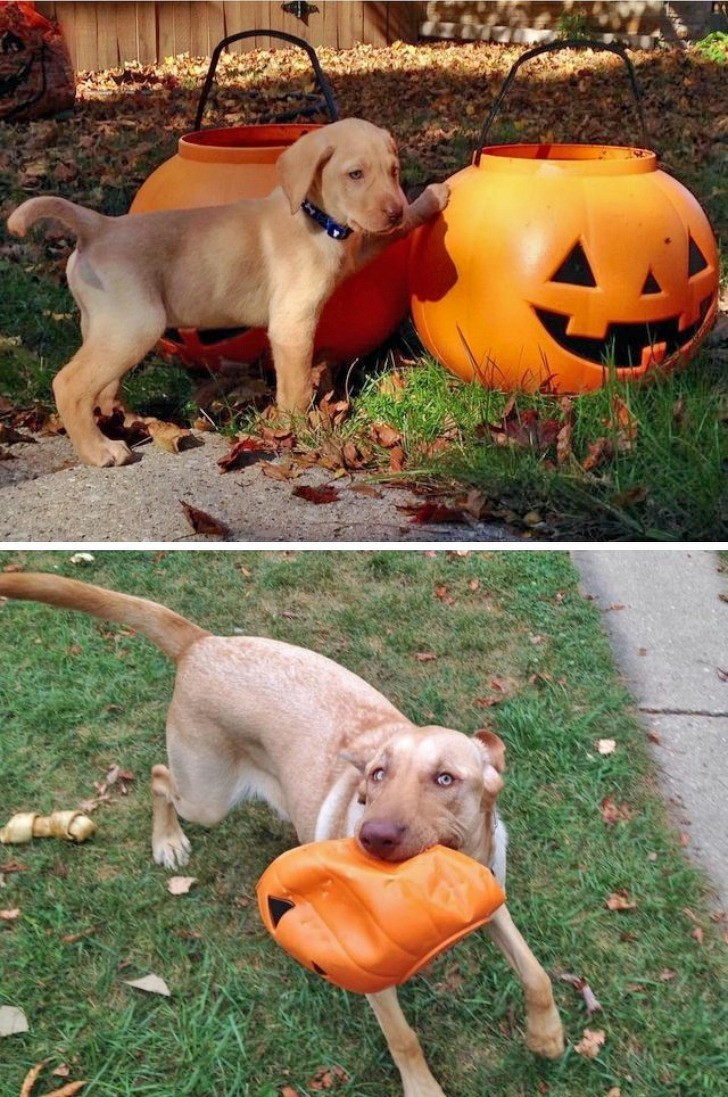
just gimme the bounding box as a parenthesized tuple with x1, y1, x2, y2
(550, 242, 596, 287)
(688, 236, 708, 276)
(268, 896, 295, 928)
(641, 270, 661, 295)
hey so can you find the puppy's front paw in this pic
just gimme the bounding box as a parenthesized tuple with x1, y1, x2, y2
(527, 1010, 565, 1059)
(153, 831, 192, 870)
(425, 181, 450, 214)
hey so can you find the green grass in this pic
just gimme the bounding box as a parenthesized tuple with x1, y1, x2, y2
(1, 550, 726, 1097)
(354, 354, 728, 541)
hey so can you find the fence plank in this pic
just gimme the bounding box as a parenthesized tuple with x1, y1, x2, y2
(36, 2, 426, 68)
(362, 2, 389, 46)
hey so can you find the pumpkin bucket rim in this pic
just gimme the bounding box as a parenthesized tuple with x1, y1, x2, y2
(475, 142, 657, 176)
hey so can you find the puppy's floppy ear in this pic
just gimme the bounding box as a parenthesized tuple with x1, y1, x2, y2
(472, 729, 506, 797)
(340, 750, 368, 805)
(278, 129, 335, 214)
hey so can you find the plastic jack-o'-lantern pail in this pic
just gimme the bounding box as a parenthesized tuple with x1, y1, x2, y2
(409, 41, 719, 393)
(131, 124, 411, 371)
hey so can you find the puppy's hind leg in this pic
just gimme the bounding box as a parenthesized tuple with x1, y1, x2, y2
(56, 261, 166, 466)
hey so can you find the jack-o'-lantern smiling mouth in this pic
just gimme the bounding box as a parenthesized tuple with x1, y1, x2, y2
(532, 235, 715, 370)
(534, 296, 713, 370)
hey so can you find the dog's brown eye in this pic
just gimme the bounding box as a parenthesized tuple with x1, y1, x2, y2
(371, 767, 386, 782)
(436, 773, 455, 787)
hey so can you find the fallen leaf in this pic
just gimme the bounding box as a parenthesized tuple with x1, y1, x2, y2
(0, 1004, 28, 1037)
(388, 445, 406, 473)
(403, 501, 464, 525)
(145, 418, 195, 453)
(574, 1027, 606, 1058)
(600, 796, 632, 825)
(293, 484, 340, 504)
(167, 876, 197, 896)
(20, 1062, 46, 1097)
(348, 482, 382, 499)
(123, 974, 171, 997)
(606, 1088, 622, 1097)
(261, 460, 299, 481)
(370, 422, 402, 448)
(217, 436, 268, 472)
(180, 501, 230, 538)
(596, 739, 617, 755)
(414, 652, 437, 662)
(559, 973, 603, 1016)
(606, 891, 637, 912)
(0, 907, 20, 921)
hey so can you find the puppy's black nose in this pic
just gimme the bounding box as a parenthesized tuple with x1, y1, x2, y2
(359, 819, 406, 858)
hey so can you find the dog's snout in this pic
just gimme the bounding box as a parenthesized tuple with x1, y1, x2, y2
(359, 819, 406, 858)
(386, 202, 404, 226)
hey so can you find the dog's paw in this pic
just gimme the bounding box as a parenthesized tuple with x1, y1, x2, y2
(79, 437, 134, 468)
(527, 1012, 565, 1059)
(426, 181, 450, 213)
(153, 832, 192, 870)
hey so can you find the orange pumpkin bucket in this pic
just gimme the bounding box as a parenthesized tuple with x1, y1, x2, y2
(130, 30, 410, 372)
(410, 40, 719, 393)
(257, 838, 506, 995)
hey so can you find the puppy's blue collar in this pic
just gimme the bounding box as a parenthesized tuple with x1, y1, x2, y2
(301, 198, 353, 241)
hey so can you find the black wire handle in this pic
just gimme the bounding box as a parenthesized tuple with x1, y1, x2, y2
(473, 38, 649, 166)
(194, 29, 339, 132)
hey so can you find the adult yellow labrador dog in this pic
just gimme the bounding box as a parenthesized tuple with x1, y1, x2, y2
(7, 119, 448, 468)
(0, 572, 565, 1096)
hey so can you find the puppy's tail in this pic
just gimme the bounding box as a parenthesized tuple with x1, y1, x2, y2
(0, 572, 210, 662)
(7, 196, 104, 244)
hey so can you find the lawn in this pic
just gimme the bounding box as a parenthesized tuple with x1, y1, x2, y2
(0, 40, 726, 540)
(0, 549, 726, 1097)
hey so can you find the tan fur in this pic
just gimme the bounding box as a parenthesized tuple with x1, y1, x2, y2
(6, 119, 449, 468)
(0, 572, 564, 1095)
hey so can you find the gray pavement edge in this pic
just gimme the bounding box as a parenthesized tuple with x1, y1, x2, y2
(573, 549, 728, 910)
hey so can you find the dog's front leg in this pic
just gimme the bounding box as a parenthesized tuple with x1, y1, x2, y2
(483, 904, 565, 1058)
(367, 988, 446, 1097)
(268, 309, 319, 414)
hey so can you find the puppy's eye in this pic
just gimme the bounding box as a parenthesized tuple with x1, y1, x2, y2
(435, 772, 455, 787)
(370, 767, 386, 782)
(348, 169, 364, 181)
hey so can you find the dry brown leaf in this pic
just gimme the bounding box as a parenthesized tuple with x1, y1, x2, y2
(20, 1063, 46, 1097)
(414, 652, 437, 662)
(0, 907, 20, 921)
(145, 418, 195, 453)
(574, 1027, 606, 1058)
(600, 796, 632, 825)
(180, 501, 230, 538)
(606, 891, 637, 912)
(293, 484, 339, 505)
(167, 876, 197, 896)
(261, 460, 299, 481)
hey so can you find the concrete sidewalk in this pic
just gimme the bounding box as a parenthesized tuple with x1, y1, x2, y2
(573, 550, 728, 909)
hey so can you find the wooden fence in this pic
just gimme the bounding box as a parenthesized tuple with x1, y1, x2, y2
(35, 2, 425, 71)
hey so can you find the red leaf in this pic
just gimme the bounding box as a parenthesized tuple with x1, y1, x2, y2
(293, 484, 340, 505)
(180, 502, 230, 537)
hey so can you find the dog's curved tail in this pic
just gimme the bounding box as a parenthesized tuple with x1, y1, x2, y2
(7, 196, 104, 244)
(0, 572, 210, 662)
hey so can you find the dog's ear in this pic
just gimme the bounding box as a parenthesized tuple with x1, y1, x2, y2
(340, 750, 369, 804)
(472, 729, 506, 797)
(278, 130, 335, 214)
